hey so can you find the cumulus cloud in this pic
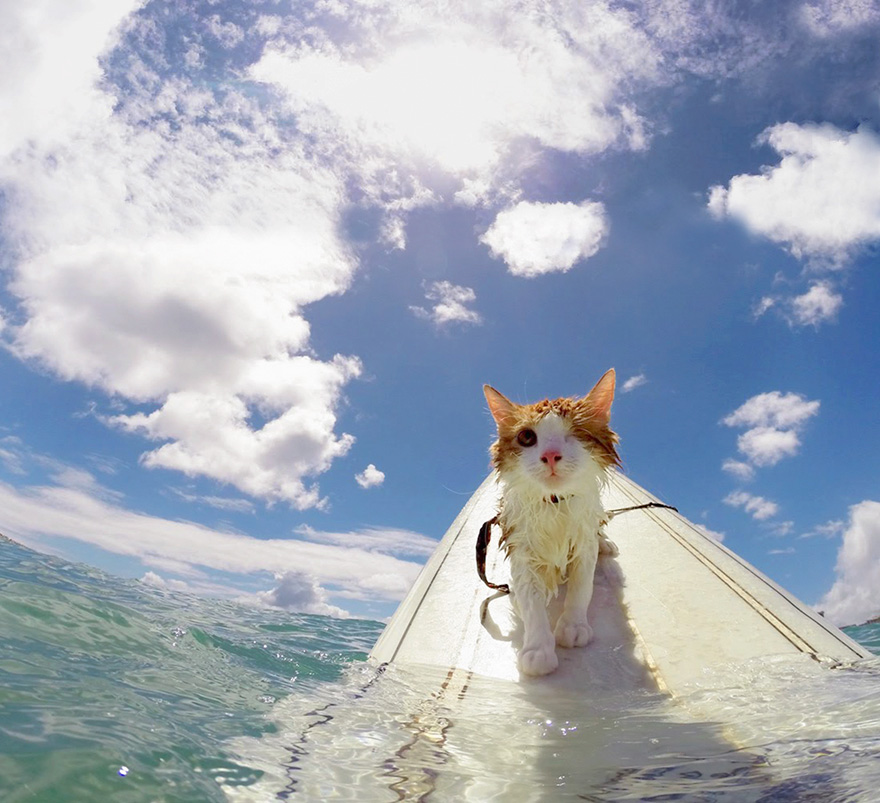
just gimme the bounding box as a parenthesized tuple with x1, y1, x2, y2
(257, 570, 349, 618)
(722, 391, 820, 468)
(410, 281, 482, 327)
(789, 282, 844, 326)
(722, 459, 755, 482)
(621, 373, 648, 393)
(817, 500, 880, 625)
(0, 0, 142, 158)
(755, 282, 844, 328)
(724, 491, 779, 520)
(355, 464, 385, 489)
(481, 200, 609, 277)
(0, 13, 364, 509)
(252, 5, 658, 187)
(708, 123, 880, 267)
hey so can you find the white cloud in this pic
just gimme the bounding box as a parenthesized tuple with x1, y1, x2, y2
(722, 459, 755, 482)
(800, 0, 880, 37)
(355, 464, 386, 489)
(256, 570, 349, 618)
(295, 524, 437, 561)
(252, 6, 658, 186)
(622, 373, 648, 393)
(1, 35, 363, 509)
(723, 391, 821, 431)
(735, 427, 801, 468)
(694, 523, 725, 543)
(708, 123, 880, 267)
(0, 0, 142, 158)
(722, 390, 820, 469)
(817, 500, 880, 625)
(0, 477, 428, 612)
(410, 281, 482, 327)
(802, 519, 846, 539)
(789, 282, 844, 326)
(481, 200, 609, 277)
(724, 490, 779, 520)
(754, 282, 844, 328)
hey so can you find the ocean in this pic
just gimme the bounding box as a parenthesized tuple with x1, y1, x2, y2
(2, 533, 879, 802)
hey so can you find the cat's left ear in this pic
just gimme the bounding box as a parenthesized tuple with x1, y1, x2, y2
(584, 368, 616, 423)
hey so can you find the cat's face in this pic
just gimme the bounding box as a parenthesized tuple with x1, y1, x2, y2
(483, 369, 620, 494)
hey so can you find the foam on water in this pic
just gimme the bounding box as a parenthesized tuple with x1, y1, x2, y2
(1, 534, 879, 802)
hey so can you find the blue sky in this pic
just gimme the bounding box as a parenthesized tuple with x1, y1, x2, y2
(2, 0, 880, 624)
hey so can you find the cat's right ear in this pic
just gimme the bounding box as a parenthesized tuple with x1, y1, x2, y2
(484, 385, 517, 428)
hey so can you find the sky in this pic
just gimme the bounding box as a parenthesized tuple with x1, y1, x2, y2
(1, 0, 879, 626)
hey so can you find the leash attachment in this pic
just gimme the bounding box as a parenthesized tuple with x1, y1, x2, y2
(475, 515, 509, 594)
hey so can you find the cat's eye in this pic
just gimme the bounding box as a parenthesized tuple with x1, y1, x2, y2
(516, 429, 537, 447)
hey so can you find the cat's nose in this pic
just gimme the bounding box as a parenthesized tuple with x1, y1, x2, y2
(540, 449, 562, 465)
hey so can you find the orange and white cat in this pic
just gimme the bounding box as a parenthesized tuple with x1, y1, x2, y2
(483, 369, 621, 677)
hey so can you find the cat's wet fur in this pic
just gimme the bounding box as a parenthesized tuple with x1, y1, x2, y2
(483, 369, 620, 677)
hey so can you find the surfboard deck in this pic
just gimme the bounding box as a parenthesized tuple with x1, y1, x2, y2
(370, 470, 870, 693)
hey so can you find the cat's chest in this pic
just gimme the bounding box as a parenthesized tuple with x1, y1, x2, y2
(500, 494, 601, 561)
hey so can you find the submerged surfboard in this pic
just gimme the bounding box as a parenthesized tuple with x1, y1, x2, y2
(371, 470, 870, 693)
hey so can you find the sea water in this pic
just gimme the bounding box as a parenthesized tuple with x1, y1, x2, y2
(2, 534, 879, 802)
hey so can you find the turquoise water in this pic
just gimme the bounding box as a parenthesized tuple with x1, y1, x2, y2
(2, 533, 879, 802)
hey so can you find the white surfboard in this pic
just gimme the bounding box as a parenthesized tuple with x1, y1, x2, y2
(226, 473, 876, 801)
(371, 470, 869, 691)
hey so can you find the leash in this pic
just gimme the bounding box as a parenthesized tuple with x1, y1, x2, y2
(476, 501, 678, 594)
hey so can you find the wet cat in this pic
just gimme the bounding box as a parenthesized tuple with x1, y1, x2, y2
(483, 369, 621, 676)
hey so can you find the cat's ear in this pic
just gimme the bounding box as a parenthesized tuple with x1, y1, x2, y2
(484, 385, 518, 428)
(584, 368, 615, 423)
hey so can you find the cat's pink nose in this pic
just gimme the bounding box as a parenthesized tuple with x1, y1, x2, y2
(540, 449, 562, 465)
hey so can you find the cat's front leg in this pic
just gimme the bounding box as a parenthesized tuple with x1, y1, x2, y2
(554, 550, 598, 649)
(511, 562, 558, 676)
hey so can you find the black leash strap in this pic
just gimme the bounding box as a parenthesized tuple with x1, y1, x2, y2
(475, 502, 678, 593)
(476, 515, 509, 594)
(604, 502, 678, 520)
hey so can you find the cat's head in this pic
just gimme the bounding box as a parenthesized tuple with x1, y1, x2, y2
(483, 369, 620, 494)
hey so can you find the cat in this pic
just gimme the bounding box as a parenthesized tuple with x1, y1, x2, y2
(483, 369, 621, 677)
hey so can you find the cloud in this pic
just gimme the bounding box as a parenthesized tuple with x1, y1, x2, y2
(695, 523, 725, 543)
(722, 391, 820, 468)
(410, 281, 482, 327)
(251, 6, 658, 188)
(0, 0, 142, 158)
(789, 282, 844, 326)
(481, 200, 609, 277)
(722, 459, 755, 482)
(621, 373, 648, 393)
(355, 464, 385, 489)
(800, 0, 880, 37)
(817, 500, 880, 625)
(256, 570, 349, 618)
(755, 282, 844, 328)
(724, 490, 779, 520)
(735, 427, 801, 467)
(0, 17, 365, 509)
(723, 391, 821, 430)
(0, 476, 429, 612)
(708, 123, 880, 267)
(294, 524, 437, 561)
(802, 519, 846, 539)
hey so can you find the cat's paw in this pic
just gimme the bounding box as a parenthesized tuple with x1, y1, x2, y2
(554, 618, 593, 648)
(518, 644, 559, 676)
(598, 534, 619, 557)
